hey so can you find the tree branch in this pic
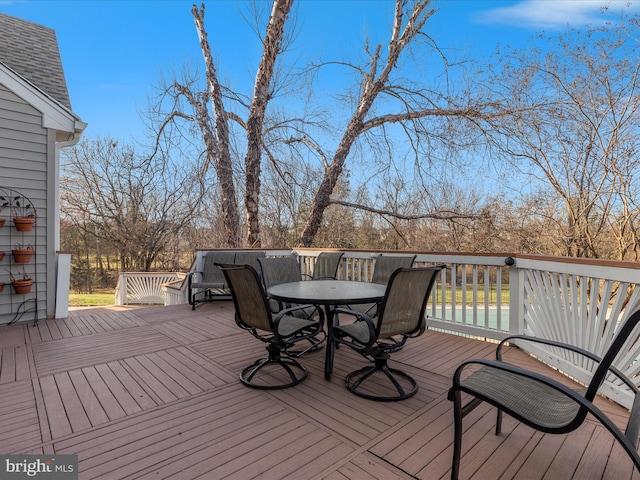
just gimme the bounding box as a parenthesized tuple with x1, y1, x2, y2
(329, 199, 488, 220)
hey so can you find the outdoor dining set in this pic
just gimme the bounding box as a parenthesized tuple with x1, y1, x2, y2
(187, 250, 640, 478)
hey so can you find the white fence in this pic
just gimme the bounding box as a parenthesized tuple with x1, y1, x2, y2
(116, 249, 640, 407)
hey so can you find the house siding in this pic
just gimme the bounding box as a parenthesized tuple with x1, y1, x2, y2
(0, 82, 49, 323)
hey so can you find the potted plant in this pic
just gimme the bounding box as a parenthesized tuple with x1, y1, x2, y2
(11, 196, 35, 232)
(9, 270, 32, 294)
(12, 243, 34, 264)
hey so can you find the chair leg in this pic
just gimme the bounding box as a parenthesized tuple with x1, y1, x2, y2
(451, 389, 463, 480)
(240, 344, 308, 389)
(344, 354, 418, 401)
(496, 408, 503, 435)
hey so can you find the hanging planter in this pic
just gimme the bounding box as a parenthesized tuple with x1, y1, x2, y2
(8, 271, 32, 295)
(11, 279, 32, 295)
(11, 196, 36, 232)
(0, 218, 5, 228)
(12, 244, 34, 264)
(13, 216, 35, 232)
(0, 251, 4, 262)
(0, 282, 5, 293)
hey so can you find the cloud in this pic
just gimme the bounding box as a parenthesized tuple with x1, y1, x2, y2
(475, 0, 639, 29)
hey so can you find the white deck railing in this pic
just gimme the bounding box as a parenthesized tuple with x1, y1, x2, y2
(115, 272, 185, 305)
(116, 248, 640, 407)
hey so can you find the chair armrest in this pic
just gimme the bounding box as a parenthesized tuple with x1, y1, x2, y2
(498, 335, 601, 362)
(498, 335, 639, 396)
(332, 307, 374, 323)
(277, 303, 325, 323)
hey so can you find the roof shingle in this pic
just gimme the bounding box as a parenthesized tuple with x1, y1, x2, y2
(0, 13, 71, 109)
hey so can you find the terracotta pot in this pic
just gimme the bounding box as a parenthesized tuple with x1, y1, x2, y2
(0, 218, 5, 228)
(13, 216, 35, 232)
(12, 279, 32, 294)
(12, 249, 33, 264)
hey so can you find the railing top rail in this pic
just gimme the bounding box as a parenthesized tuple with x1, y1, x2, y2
(119, 272, 183, 276)
(512, 255, 640, 282)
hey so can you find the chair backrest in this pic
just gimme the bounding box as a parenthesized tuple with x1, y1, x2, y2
(217, 263, 273, 332)
(202, 251, 236, 283)
(259, 256, 302, 289)
(313, 252, 344, 279)
(234, 250, 266, 272)
(371, 254, 417, 284)
(376, 265, 445, 339)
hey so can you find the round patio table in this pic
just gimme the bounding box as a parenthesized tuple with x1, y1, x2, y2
(268, 280, 386, 380)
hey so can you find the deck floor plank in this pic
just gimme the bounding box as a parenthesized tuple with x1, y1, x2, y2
(67, 369, 111, 427)
(92, 363, 144, 416)
(52, 372, 92, 433)
(0, 379, 41, 453)
(0, 302, 634, 479)
(38, 374, 72, 438)
(80, 366, 127, 421)
(32, 326, 179, 376)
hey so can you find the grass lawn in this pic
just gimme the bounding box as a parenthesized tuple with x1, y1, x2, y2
(69, 290, 115, 307)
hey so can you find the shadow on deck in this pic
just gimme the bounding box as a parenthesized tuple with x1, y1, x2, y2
(0, 302, 636, 479)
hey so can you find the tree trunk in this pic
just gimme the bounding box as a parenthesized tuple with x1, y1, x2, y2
(244, 0, 294, 247)
(298, 0, 434, 246)
(192, 4, 241, 247)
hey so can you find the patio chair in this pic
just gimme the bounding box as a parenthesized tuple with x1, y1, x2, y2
(346, 254, 417, 316)
(308, 252, 344, 280)
(217, 263, 324, 389)
(329, 265, 445, 401)
(188, 251, 235, 310)
(234, 250, 265, 273)
(259, 255, 303, 313)
(448, 304, 640, 480)
(258, 255, 325, 355)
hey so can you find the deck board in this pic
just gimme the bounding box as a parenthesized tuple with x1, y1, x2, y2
(0, 302, 636, 479)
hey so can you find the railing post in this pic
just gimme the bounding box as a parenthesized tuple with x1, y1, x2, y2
(507, 257, 525, 335)
(116, 274, 128, 306)
(55, 252, 71, 319)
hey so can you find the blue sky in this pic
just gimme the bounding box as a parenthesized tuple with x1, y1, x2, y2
(1, 0, 636, 141)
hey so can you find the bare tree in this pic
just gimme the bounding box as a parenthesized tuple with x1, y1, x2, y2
(150, 0, 504, 249)
(61, 138, 198, 271)
(294, 0, 503, 246)
(485, 16, 640, 260)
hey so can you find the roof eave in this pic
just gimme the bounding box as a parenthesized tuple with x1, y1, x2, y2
(0, 62, 86, 136)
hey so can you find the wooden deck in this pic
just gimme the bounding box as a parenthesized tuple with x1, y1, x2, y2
(0, 301, 637, 479)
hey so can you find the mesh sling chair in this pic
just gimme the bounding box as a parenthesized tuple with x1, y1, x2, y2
(233, 250, 265, 272)
(309, 252, 344, 280)
(258, 256, 325, 355)
(448, 304, 640, 480)
(346, 254, 417, 316)
(329, 265, 445, 401)
(258, 255, 304, 313)
(217, 263, 324, 389)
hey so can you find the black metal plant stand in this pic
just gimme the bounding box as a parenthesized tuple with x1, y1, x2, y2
(0, 187, 39, 325)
